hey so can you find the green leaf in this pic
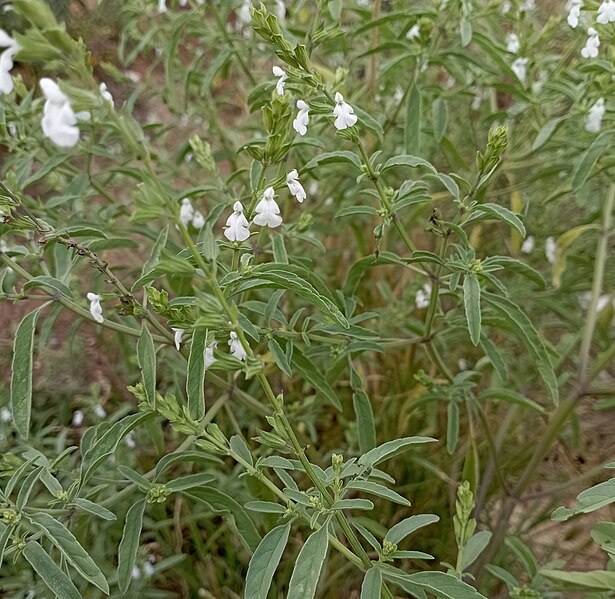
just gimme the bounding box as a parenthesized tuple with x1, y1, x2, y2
(271, 234, 288, 264)
(346, 480, 411, 507)
(384, 514, 440, 545)
(23, 541, 82, 599)
(72, 498, 116, 521)
(187, 328, 207, 421)
(80, 413, 155, 486)
(245, 501, 287, 514)
(186, 487, 261, 551)
(463, 275, 481, 346)
(287, 344, 342, 411)
(245, 523, 291, 599)
(484, 256, 546, 289)
(531, 116, 565, 151)
(229, 434, 253, 467)
(504, 536, 537, 578)
(304, 151, 362, 171)
(166, 472, 216, 492)
(24, 276, 74, 298)
(353, 390, 376, 453)
(572, 131, 612, 190)
(141, 225, 169, 277)
(483, 292, 559, 405)
(473, 203, 526, 237)
(361, 567, 382, 599)
(0, 522, 12, 565)
(236, 270, 349, 329)
(336, 206, 379, 218)
(268, 337, 292, 376)
(478, 388, 545, 414)
(479, 336, 507, 381)
(382, 155, 436, 175)
(460, 531, 492, 571)
(287, 524, 330, 599)
(31, 512, 109, 594)
(540, 569, 615, 590)
(552, 478, 615, 521)
(409, 571, 487, 598)
(404, 85, 421, 155)
(358, 436, 436, 468)
(431, 98, 448, 143)
(10, 307, 42, 440)
(332, 499, 375, 510)
(137, 323, 156, 408)
(118, 499, 146, 593)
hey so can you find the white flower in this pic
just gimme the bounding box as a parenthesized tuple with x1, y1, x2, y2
(125, 432, 136, 449)
(597, 0, 615, 23)
(95, 404, 107, 418)
(87, 292, 104, 323)
(415, 282, 432, 309)
(0, 240, 8, 253)
(406, 24, 420, 41)
(458, 359, 468, 371)
(224, 201, 251, 241)
(506, 32, 520, 54)
(579, 292, 611, 312)
(511, 57, 529, 84)
(0, 407, 12, 423)
(228, 331, 247, 361)
(99, 82, 114, 107)
(204, 341, 217, 369)
(238, 0, 251, 24)
(286, 169, 306, 203)
(131, 565, 141, 579)
(172, 328, 184, 351)
(40, 78, 89, 148)
(333, 92, 358, 130)
(158, 0, 167, 13)
(276, 0, 286, 18)
(293, 100, 309, 136)
(179, 197, 194, 227)
(521, 0, 535, 11)
(253, 187, 282, 228)
(0, 29, 19, 95)
(72, 410, 84, 426)
(272, 66, 287, 96)
(585, 98, 605, 133)
(470, 87, 483, 111)
(545, 236, 557, 264)
(143, 562, 155, 577)
(521, 235, 535, 254)
(581, 28, 600, 59)
(567, 0, 582, 27)
(501, 0, 511, 14)
(192, 211, 205, 229)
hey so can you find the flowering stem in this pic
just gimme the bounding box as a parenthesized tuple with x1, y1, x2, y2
(175, 219, 390, 590)
(356, 140, 417, 253)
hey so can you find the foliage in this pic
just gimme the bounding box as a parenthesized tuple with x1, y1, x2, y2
(0, 0, 614, 597)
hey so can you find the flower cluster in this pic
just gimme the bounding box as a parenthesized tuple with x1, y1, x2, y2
(179, 198, 205, 229)
(567, 1, 615, 59)
(0, 29, 19, 95)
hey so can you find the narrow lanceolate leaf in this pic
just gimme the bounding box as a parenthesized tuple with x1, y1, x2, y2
(0, 522, 13, 566)
(245, 523, 291, 599)
(118, 499, 146, 593)
(447, 402, 460, 454)
(137, 322, 156, 408)
(346, 480, 411, 507)
(463, 275, 481, 346)
(31, 512, 109, 594)
(10, 308, 42, 439)
(358, 436, 436, 468)
(361, 567, 382, 599)
(431, 98, 448, 143)
(287, 524, 330, 599)
(268, 337, 292, 377)
(72, 498, 116, 521)
(23, 541, 82, 599)
(384, 514, 440, 545)
(572, 131, 612, 190)
(186, 328, 207, 421)
(186, 487, 261, 551)
(353, 390, 376, 453)
(409, 571, 487, 598)
(474, 203, 526, 238)
(483, 292, 559, 405)
(404, 85, 421, 155)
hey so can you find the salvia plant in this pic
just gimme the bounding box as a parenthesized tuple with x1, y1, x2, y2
(0, 0, 614, 597)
